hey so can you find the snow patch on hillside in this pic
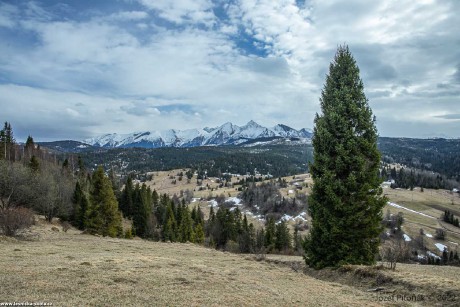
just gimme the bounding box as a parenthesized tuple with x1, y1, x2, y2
(435, 243, 447, 252)
(388, 202, 435, 219)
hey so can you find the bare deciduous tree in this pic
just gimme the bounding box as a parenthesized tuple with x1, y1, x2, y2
(380, 238, 410, 270)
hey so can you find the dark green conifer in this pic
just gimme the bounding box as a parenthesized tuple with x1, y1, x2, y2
(275, 220, 291, 252)
(28, 155, 40, 173)
(304, 45, 387, 269)
(86, 166, 123, 237)
(72, 181, 89, 230)
(264, 217, 276, 252)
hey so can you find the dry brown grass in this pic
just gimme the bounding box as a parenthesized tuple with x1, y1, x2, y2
(0, 223, 384, 307)
(144, 169, 241, 199)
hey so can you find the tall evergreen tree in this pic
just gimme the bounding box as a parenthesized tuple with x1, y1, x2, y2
(0, 122, 15, 161)
(275, 220, 291, 252)
(25, 135, 35, 159)
(264, 217, 276, 251)
(86, 166, 123, 237)
(72, 181, 89, 230)
(304, 45, 387, 269)
(28, 155, 40, 173)
(120, 176, 134, 218)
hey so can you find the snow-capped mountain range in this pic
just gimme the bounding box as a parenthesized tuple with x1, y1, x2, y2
(84, 120, 313, 148)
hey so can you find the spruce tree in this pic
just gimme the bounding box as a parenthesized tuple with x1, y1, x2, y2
(264, 217, 276, 252)
(86, 166, 123, 237)
(72, 181, 89, 230)
(29, 155, 40, 173)
(275, 220, 291, 252)
(304, 45, 387, 269)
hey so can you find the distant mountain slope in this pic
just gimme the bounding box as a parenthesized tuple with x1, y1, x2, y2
(84, 121, 312, 149)
(37, 140, 95, 153)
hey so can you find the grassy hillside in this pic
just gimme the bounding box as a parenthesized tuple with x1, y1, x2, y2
(1, 220, 378, 307)
(2, 218, 460, 306)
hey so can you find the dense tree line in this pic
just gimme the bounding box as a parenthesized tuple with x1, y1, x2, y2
(443, 210, 459, 227)
(114, 175, 298, 254)
(379, 137, 460, 182)
(76, 145, 313, 179)
(0, 125, 76, 235)
(380, 165, 458, 190)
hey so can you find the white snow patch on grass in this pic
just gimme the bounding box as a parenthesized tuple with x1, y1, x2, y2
(281, 214, 293, 222)
(288, 190, 294, 194)
(435, 243, 447, 252)
(425, 233, 433, 238)
(403, 234, 411, 242)
(207, 200, 218, 207)
(225, 197, 242, 205)
(388, 202, 435, 219)
(294, 214, 307, 222)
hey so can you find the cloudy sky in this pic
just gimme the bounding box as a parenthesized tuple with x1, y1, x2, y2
(1, 0, 459, 141)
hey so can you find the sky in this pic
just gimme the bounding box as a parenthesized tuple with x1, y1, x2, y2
(1, 0, 459, 141)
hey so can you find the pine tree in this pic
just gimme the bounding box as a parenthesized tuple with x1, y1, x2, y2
(132, 183, 152, 238)
(86, 166, 123, 237)
(275, 220, 291, 252)
(0, 122, 15, 161)
(163, 203, 177, 242)
(264, 217, 276, 252)
(304, 45, 387, 269)
(25, 135, 35, 158)
(77, 156, 86, 178)
(72, 181, 89, 230)
(28, 155, 40, 173)
(120, 176, 134, 218)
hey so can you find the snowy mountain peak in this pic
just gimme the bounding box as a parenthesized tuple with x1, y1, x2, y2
(84, 121, 312, 149)
(243, 120, 262, 128)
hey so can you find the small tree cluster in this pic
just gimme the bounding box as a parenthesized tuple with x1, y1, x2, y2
(71, 166, 123, 237)
(443, 210, 459, 227)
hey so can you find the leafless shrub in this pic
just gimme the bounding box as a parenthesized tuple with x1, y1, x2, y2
(0, 207, 35, 236)
(380, 239, 410, 270)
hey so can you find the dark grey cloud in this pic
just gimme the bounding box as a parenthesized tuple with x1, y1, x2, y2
(352, 45, 398, 82)
(244, 57, 290, 78)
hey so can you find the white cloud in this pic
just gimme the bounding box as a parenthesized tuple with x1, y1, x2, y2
(107, 11, 149, 21)
(137, 0, 216, 26)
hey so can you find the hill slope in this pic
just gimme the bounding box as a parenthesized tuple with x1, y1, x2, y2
(0, 225, 377, 306)
(2, 221, 460, 306)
